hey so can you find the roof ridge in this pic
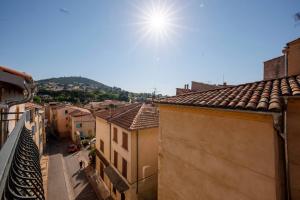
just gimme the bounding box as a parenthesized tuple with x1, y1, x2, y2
(155, 74, 300, 112)
(109, 103, 142, 121)
(129, 103, 145, 130)
(168, 74, 300, 99)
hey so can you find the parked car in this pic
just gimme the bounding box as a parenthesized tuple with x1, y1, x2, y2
(67, 144, 78, 153)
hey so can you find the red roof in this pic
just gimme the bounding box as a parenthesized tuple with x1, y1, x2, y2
(155, 74, 300, 112)
(110, 104, 159, 130)
(96, 103, 159, 130)
(95, 103, 141, 120)
(25, 102, 43, 110)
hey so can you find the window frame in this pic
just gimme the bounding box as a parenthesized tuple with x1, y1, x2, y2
(100, 139, 104, 153)
(122, 158, 127, 179)
(113, 127, 118, 143)
(122, 132, 128, 151)
(114, 151, 118, 169)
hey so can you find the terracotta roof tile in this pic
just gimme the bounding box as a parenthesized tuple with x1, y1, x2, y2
(155, 75, 300, 112)
(95, 103, 141, 120)
(107, 103, 159, 131)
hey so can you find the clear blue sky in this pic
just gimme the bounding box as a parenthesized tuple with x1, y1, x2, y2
(0, 0, 299, 95)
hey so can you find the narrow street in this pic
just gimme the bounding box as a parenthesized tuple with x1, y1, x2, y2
(47, 135, 98, 200)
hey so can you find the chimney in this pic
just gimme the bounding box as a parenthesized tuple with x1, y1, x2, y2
(186, 84, 189, 89)
(282, 38, 300, 77)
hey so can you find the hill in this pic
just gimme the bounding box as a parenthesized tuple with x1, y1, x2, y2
(37, 76, 112, 92)
(35, 76, 153, 103)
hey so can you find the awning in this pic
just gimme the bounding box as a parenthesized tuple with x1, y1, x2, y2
(104, 166, 129, 193)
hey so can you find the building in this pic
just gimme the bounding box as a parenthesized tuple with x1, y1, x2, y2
(176, 81, 229, 95)
(94, 103, 159, 200)
(69, 109, 95, 143)
(84, 100, 129, 112)
(0, 66, 45, 199)
(155, 38, 300, 200)
(48, 104, 77, 138)
(25, 102, 46, 155)
(264, 38, 300, 80)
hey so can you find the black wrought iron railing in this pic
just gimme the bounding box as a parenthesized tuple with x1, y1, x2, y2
(0, 114, 45, 199)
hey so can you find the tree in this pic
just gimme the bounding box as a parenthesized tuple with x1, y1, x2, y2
(33, 96, 41, 104)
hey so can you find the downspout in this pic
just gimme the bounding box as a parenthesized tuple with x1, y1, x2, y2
(109, 123, 112, 163)
(109, 122, 112, 196)
(283, 99, 290, 200)
(273, 99, 290, 200)
(136, 130, 139, 194)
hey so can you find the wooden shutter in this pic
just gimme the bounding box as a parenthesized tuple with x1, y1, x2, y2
(122, 132, 128, 150)
(114, 151, 118, 168)
(122, 158, 127, 179)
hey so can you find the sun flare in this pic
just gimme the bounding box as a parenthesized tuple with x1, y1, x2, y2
(134, 0, 180, 44)
(146, 8, 170, 36)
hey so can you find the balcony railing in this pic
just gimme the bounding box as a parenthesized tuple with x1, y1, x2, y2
(0, 113, 45, 199)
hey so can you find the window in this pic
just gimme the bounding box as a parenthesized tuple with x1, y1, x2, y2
(113, 127, 118, 143)
(121, 193, 125, 200)
(122, 132, 128, 150)
(114, 151, 118, 168)
(122, 158, 127, 179)
(76, 123, 82, 128)
(100, 140, 104, 153)
(65, 110, 68, 114)
(100, 162, 104, 179)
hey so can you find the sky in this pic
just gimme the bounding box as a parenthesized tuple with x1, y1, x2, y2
(0, 0, 300, 95)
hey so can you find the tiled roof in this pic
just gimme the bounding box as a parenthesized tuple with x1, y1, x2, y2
(96, 103, 159, 130)
(110, 104, 159, 130)
(95, 103, 140, 120)
(25, 102, 43, 109)
(130, 104, 159, 130)
(155, 75, 300, 112)
(110, 104, 142, 130)
(68, 107, 91, 117)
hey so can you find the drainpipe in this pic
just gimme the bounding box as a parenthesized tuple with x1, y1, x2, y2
(283, 99, 290, 200)
(109, 122, 112, 196)
(273, 99, 290, 200)
(136, 130, 139, 194)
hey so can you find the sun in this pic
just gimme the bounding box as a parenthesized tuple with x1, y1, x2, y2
(133, 0, 180, 45)
(145, 7, 170, 36)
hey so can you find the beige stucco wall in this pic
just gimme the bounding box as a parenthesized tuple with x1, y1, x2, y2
(158, 105, 282, 200)
(286, 98, 300, 199)
(95, 116, 159, 200)
(95, 117, 112, 189)
(7, 103, 25, 134)
(25, 108, 45, 155)
(71, 114, 95, 142)
(130, 128, 159, 200)
(56, 106, 76, 138)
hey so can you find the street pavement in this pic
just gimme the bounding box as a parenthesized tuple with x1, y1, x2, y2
(47, 136, 98, 200)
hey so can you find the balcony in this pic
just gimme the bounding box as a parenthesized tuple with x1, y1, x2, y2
(0, 113, 45, 199)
